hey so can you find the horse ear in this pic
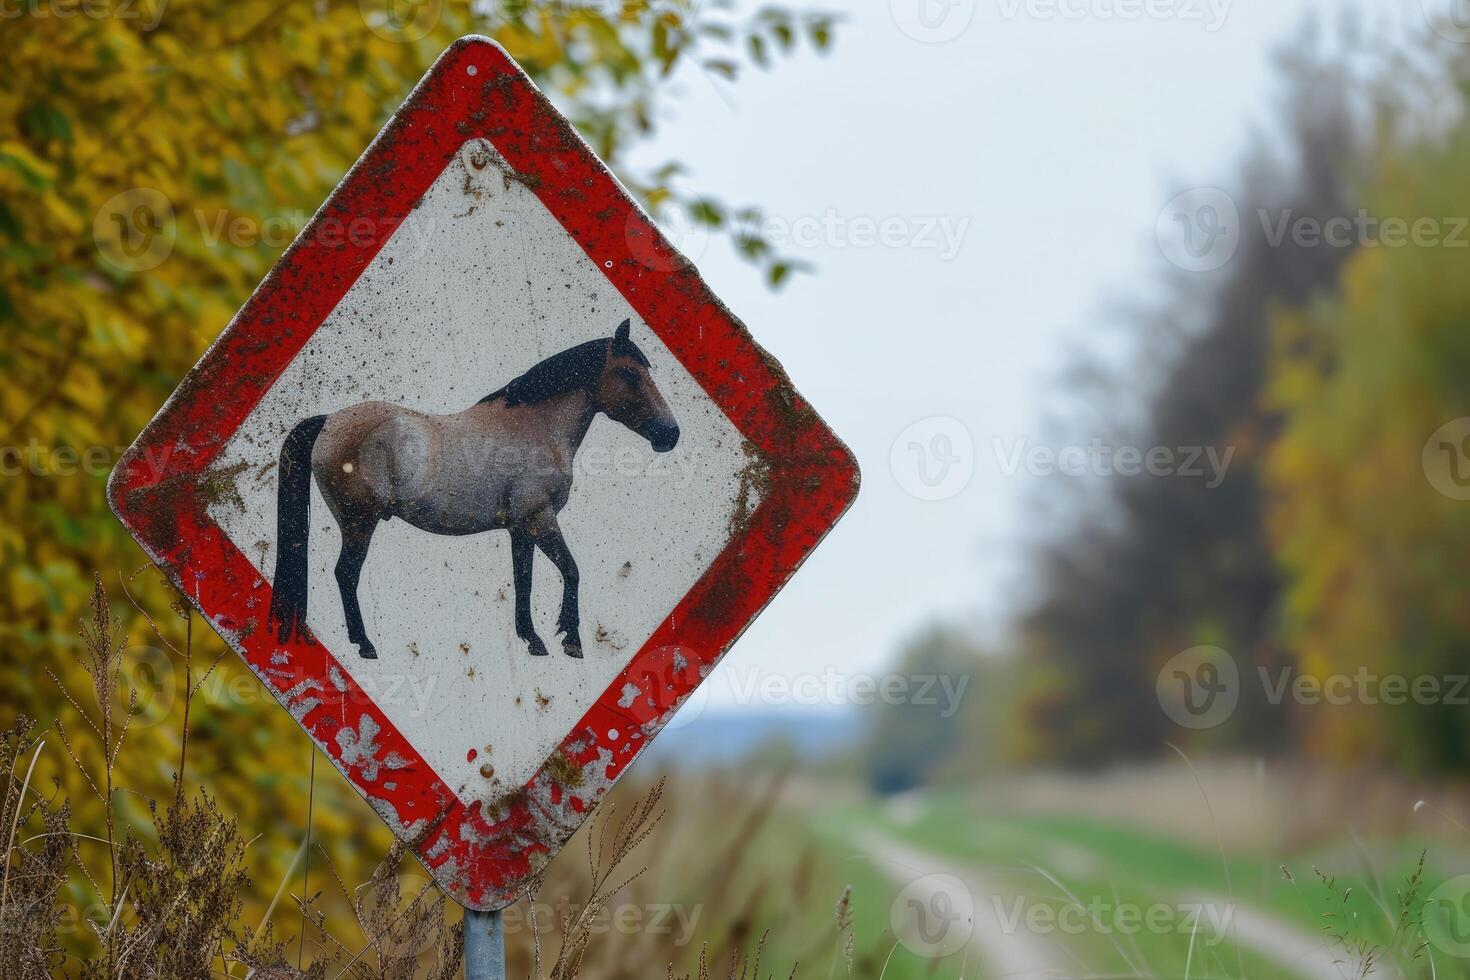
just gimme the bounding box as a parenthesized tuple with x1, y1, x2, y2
(614, 319, 631, 342)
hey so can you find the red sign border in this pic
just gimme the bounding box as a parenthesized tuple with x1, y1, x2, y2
(108, 36, 859, 909)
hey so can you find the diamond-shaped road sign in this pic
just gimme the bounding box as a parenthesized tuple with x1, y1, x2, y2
(107, 37, 858, 910)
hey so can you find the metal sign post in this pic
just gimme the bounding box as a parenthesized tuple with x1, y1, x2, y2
(463, 908, 505, 980)
(108, 34, 858, 917)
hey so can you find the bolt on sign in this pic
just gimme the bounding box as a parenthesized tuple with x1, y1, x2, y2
(108, 37, 859, 910)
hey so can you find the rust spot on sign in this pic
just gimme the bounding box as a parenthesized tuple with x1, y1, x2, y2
(545, 750, 585, 789)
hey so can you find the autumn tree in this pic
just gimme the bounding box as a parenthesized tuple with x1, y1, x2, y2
(1, 0, 833, 957)
(1263, 40, 1470, 772)
(1016, 26, 1367, 765)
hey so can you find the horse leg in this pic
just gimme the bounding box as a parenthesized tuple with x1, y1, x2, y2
(531, 518, 582, 659)
(335, 517, 380, 660)
(511, 529, 549, 657)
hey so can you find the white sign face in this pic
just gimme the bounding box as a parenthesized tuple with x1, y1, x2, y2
(211, 138, 754, 801)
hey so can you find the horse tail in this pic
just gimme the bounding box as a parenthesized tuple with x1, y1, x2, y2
(270, 415, 327, 641)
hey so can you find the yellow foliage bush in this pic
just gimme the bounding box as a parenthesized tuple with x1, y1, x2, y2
(1, 0, 832, 961)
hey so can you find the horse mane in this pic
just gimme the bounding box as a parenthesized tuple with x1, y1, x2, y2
(479, 333, 650, 408)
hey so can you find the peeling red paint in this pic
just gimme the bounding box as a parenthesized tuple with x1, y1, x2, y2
(106, 36, 858, 911)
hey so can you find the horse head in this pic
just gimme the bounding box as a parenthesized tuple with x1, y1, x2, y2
(597, 319, 680, 453)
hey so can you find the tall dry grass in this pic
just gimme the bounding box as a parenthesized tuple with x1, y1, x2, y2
(506, 770, 862, 980)
(0, 573, 858, 978)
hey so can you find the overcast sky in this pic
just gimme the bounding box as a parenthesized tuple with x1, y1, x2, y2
(625, 0, 1436, 715)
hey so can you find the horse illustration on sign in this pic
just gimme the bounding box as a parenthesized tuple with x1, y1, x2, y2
(268, 318, 680, 661)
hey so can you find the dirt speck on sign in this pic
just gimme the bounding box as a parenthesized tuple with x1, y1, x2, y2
(545, 750, 584, 788)
(198, 460, 251, 513)
(594, 625, 626, 651)
(729, 441, 772, 538)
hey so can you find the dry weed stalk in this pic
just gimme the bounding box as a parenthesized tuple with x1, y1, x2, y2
(670, 934, 797, 980)
(119, 564, 228, 793)
(828, 885, 853, 979)
(535, 776, 668, 980)
(513, 772, 857, 980)
(1286, 850, 1429, 980)
(0, 718, 70, 979)
(301, 838, 465, 980)
(47, 573, 132, 920)
(82, 792, 249, 979)
(9, 572, 840, 978)
(6, 571, 470, 978)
